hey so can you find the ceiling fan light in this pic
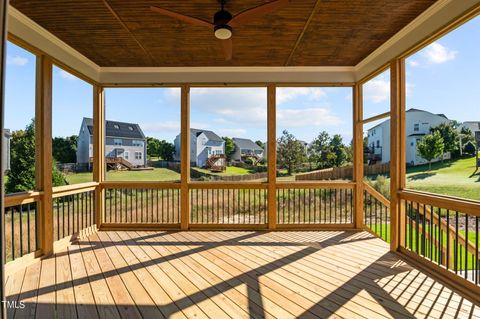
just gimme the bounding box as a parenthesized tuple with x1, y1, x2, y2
(214, 25, 232, 40)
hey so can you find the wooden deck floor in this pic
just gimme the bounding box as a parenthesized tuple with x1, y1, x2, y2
(5, 230, 480, 319)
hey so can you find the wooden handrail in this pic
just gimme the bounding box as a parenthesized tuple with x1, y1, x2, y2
(101, 181, 181, 189)
(5, 191, 42, 207)
(399, 189, 480, 217)
(363, 182, 390, 207)
(189, 182, 267, 189)
(52, 182, 99, 198)
(275, 181, 355, 189)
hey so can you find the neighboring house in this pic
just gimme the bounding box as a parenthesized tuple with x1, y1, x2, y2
(3, 129, 10, 172)
(174, 128, 225, 167)
(77, 118, 147, 167)
(367, 108, 451, 166)
(231, 138, 264, 162)
(459, 121, 480, 135)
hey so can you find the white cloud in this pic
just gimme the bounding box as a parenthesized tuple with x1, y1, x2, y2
(216, 128, 247, 137)
(58, 69, 77, 80)
(408, 60, 420, 67)
(6, 55, 28, 66)
(422, 42, 457, 64)
(363, 78, 389, 103)
(190, 88, 267, 123)
(277, 107, 342, 128)
(277, 87, 326, 105)
(406, 82, 415, 97)
(141, 121, 180, 132)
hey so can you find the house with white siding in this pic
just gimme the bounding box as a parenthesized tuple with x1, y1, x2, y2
(77, 118, 147, 167)
(174, 128, 225, 167)
(367, 108, 451, 166)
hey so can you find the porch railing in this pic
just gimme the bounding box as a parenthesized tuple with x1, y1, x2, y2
(103, 182, 181, 226)
(4, 192, 40, 262)
(399, 190, 480, 287)
(363, 182, 390, 242)
(190, 184, 267, 225)
(276, 182, 354, 225)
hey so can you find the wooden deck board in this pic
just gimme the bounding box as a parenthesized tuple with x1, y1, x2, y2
(5, 230, 480, 319)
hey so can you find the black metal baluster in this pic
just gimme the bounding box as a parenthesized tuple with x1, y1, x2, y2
(10, 208, 15, 260)
(475, 216, 479, 285)
(430, 205, 434, 261)
(27, 204, 31, 253)
(19, 205, 23, 257)
(455, 211, 459, 273)
(465, 214, 469, 280)
(446, 209, 450, 269)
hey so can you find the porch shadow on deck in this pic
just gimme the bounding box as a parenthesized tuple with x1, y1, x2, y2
(6, 230, 480, 319)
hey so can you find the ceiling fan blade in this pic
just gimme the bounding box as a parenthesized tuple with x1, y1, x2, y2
(228, 0, 289, 28)
(221, 38, 233, 61)
(150, 6, 213, 28)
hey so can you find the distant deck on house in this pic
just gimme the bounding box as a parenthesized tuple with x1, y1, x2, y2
(5, 230, 480, 319)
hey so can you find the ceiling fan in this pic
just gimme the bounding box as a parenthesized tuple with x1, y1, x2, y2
(150, 0, 290, 61)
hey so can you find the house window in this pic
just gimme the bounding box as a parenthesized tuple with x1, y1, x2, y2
(376, 140, 380, 147)
(133, 140, 144, 147)
(414, 124, 419, 132)
(128, 126, 134, 131)
(114, 138, 122, 146)
(124, 151, 129, 160)
(113, 124, 120, 129)
(135, 152, 142, 160)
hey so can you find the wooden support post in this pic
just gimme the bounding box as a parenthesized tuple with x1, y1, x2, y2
(0, 1, 8, 317)
(180, 85, 190, 230)
(267, 84, 277, 229)
(390, 59, 406, 251)
(93, 85, 105, 228)
(353, 84, 364, 229)
(35, 55, 53, 256)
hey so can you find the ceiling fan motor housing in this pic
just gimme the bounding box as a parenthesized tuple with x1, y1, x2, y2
(214, 9, 233, 39)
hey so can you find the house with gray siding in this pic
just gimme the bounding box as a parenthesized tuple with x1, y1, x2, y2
(77, 118, 147, 167)
(174, 128, 224, 167)
(231, 138, 264, 162)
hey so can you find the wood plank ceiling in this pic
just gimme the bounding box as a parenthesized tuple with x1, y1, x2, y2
(10, 0, 437, 67)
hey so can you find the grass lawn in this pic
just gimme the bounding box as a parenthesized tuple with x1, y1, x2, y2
(65, 168, 180, 184)
(405, 157, 480, 201)
(192, 166, 255, 176)
(367, 223, 477, 270)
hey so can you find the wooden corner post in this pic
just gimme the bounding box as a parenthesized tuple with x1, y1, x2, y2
(353, 84, 364, 229)
(267, 84, 277, 230)
(35, 55, 53, 256)
(390, 59, 406, 251)
(93, 85, 105, 229)
(180, 85, 190, 230)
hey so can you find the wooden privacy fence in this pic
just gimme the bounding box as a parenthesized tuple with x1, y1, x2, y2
(295, 163, 389, 181)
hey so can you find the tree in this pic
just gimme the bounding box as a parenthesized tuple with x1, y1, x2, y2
(430, 122, 459, 160)
(7, 119, 67, 194)
(463, 141, 476, 156)
(222, 137, 235, 160)
(308, 131, 331, 169)
(146, 137, 161, 159)
(157, 140, 176, 161)
(52, 135, 77, 163)
(328, 134, 348, 167)
(255, 140, 265, 149)
(277, 130, 306, 175)
(417, 131, 444, 170)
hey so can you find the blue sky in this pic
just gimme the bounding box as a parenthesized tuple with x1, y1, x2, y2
(5, 14, 479, 144)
